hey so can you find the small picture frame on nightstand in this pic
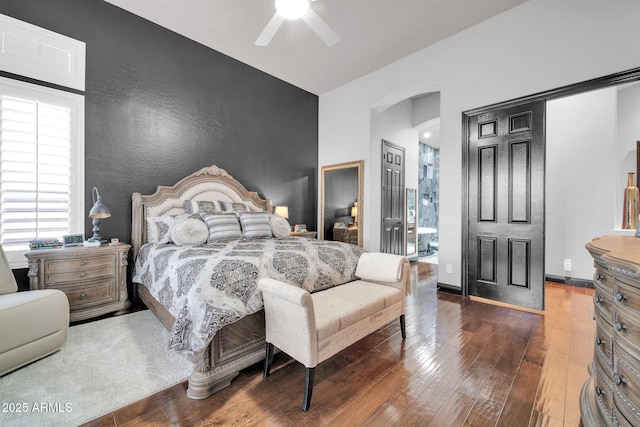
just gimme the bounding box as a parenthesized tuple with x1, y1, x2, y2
(63, 234, 84, 247)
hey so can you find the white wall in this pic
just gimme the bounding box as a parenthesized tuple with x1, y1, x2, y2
(546, 88, 617, 281)
(369, 98, 419, 251)
(318, 0, 640, 289)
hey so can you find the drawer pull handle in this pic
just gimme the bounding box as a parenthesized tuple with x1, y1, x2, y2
(614, 373, 627, 387)
(595, 273, 602, 281)
(80, 292, 87, 299)
(593, 294, 602, 304)
(80, 273, 86, 278)
(595, 386, 604, 396)
(81, 260, 86, 267)
(615, 322, 627, 332)
(595, 336, 605, 346)
(615, 292, 627, 303)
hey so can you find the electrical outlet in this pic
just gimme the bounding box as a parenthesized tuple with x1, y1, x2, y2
(446, 264, 453, 274)
(564, 258, 571, 272)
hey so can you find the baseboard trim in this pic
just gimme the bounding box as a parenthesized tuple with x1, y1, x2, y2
(436, 283, 462, 295)
(545, 274, 593, 288)
(469, 295, 544, 315)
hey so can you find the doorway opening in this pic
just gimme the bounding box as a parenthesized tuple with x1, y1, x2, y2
(413, 93, 441, 265)
(462, 66, 640, 309)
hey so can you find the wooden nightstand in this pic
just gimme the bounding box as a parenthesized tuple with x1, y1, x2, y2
(25, 243, 131, 322)
(291, 231, 317, 238)
(333, 227, 358, 245)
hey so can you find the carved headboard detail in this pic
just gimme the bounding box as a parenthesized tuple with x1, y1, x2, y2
(131, 165, 272, 257)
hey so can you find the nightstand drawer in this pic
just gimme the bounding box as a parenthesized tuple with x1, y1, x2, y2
(45, 264, 116, 285)
(45, 254, 115, 272)
(62, 279, 117, 309)
(25, 244, 131, 322)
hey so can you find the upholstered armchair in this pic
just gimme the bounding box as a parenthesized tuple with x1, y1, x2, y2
(0, 245, 69, 376)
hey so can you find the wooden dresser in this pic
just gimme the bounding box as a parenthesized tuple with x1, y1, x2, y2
(25, 243, 131, 322)
(333, 227, 358, 245)
(582, 235, 640, 426)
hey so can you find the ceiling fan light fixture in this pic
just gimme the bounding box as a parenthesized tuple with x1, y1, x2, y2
(275, 0, 309, 20)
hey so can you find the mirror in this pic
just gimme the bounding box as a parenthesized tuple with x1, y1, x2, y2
(406, 188, 417, 256)
(320, 160, 364, 247)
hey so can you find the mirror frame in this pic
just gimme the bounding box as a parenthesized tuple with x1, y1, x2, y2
(406, 188, 417, 257)
(320, 160, 364, 246)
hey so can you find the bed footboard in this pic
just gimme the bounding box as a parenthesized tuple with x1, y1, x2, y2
(137, 284, 266, 399)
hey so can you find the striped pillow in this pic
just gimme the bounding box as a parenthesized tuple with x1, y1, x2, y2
(239, 211, 272, 239)
(200, 213, 242, 242)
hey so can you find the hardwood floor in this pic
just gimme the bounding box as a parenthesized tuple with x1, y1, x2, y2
(84, 262, 595, 426)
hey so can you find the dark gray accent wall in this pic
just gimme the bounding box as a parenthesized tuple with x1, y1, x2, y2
(0, 1, 318, 289)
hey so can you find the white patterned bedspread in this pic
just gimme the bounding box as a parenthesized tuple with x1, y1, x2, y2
(132, 237, 365, 361)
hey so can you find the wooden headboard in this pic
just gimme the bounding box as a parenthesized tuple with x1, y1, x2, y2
(131, 165, 272, 257)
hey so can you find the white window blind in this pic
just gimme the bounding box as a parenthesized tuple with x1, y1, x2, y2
(0, 77, 84, 268)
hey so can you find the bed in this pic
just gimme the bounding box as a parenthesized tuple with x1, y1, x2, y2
(131, 165, 364, 399)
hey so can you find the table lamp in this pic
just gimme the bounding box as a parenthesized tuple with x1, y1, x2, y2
(275, 206, 289, 219)
(88, 187, 111, 242)
(351, 201, 358, 227)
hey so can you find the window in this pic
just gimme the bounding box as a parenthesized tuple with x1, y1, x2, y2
(0, 77, 84, 267)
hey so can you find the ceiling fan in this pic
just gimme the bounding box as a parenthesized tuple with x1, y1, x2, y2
(255, 0, 340, 47)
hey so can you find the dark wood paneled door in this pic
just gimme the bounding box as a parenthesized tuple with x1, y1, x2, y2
(381, 140, 405, 254)
(467, 101, 545, 311)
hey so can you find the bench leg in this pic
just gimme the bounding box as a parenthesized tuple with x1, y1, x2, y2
(400, 315, 406, 339)
(264, 342, 274, 378)
(302, 367, 315, 411)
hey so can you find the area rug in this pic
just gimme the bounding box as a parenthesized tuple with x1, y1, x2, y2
(0, 310, 193, 426)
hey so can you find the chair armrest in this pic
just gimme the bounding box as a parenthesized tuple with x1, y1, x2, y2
(258, 278, 318, 367)
(356, 253, 411, 295)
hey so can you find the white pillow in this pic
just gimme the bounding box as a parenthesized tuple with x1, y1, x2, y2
(171, 218, 209, 246)
(269, 213, 291, 239)
(147, 214, 192, 243)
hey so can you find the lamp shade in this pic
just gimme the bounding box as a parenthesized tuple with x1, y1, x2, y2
(275, 206, 289, 219)
(88, 187, 110, 242)
(351, 206, 357, 218)
(89, 187, 111, 219)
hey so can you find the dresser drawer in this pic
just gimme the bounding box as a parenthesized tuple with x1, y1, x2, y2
(616, 408, 639, 427)
(59, 279, 117, 310)
(615, 307, 640, 354)
(615, 278, 640, 315)
(594, 365, 615, 424)
(45, 264, 116, 285)
(614, 342, 640, 405)
(595, 316, 614, 369)
(594, 279, 614, 324)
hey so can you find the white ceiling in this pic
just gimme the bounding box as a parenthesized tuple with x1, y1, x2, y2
(103, 0, 528, 95)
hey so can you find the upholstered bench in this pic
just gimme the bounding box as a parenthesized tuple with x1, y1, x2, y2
(258, 252, 409, 411)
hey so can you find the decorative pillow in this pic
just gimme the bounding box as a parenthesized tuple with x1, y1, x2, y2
(171, 217, 209, 246)
(239, 211, 272, 239)
(200, 212, 243, 242)
(147, 214, 193, 244)
(183, 200, 222, 215)
(269, 213, 291, 239)
(221, 201, 250, 215)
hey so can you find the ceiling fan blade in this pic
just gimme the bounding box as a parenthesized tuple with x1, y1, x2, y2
(302, 9, 339, 47)
(255, 13, 285, 46)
